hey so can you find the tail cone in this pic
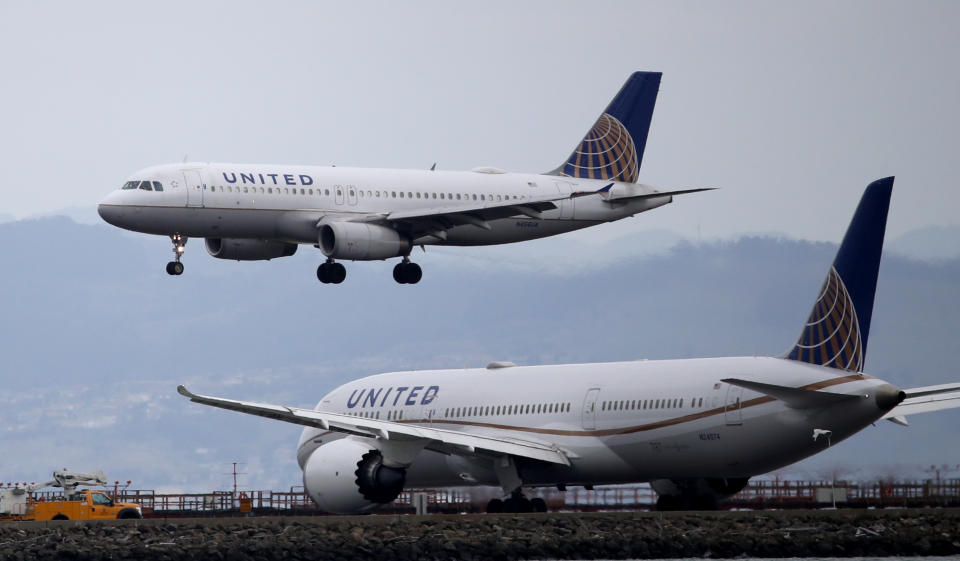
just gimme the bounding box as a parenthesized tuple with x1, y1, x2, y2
(874, 384, 906, 411)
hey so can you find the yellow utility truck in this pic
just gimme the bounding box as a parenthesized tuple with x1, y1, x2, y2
(0, 469, 141, 521)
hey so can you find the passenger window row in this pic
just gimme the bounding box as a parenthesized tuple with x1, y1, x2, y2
(344, 409, 405, 421)
(601, 396, 706, 412)
(206, 185, 527, 203)
(443, 402, 571, 419)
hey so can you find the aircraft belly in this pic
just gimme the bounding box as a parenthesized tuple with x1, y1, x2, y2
(119, 206, 319, 242)
(592, 401, 884, 480)
(181, 208, 288, 240)
(404, 449, 499, 488)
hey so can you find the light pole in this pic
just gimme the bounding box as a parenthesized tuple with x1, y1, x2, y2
(813, 429, 835, 508)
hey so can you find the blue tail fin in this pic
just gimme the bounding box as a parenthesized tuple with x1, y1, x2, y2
(784, 177, 894, 372)
(549, 71, 661, 183)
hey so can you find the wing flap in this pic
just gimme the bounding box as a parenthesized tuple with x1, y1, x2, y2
(178, 385, 570, 465)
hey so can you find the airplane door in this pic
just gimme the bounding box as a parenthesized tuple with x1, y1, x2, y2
(724, 385, 744, 426)
(554, 181, 575, 219)
(183, 171, 204, 207)
(334, 184, 344, 205)
(581, 388, 600, 430)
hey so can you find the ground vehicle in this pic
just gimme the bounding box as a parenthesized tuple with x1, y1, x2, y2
(0, 470, 141, 520)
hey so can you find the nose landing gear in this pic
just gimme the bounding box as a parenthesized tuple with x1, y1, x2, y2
(317, 259, 346, 284)
(166, 234, 186, 276)
(392, 257, 422, 284)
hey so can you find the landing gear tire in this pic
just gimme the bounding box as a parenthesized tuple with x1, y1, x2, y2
(503, 496, 532, 513)
(166, 234, 186, 276)
(691, 495, 718, 511)
(656, 496, 681, 511)
(655, 494, 719, 511)
(317, 261, 346, 284)
(486, 498, 503, 514)
(530, 497, 548, 513)
(392, 261, 422, 284)
(166, 261, 184, 275)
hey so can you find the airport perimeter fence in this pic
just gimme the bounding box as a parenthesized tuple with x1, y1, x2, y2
(102, 478, 960, 516)
(10, 478, 957, 517)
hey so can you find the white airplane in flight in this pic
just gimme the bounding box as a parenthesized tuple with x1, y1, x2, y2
(180, 177, 960, 512)
(98, 71, 710, 284)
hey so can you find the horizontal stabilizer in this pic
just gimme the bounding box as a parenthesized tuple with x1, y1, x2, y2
(722, 378, 858, 409)
(887, 415, 909, 427)
(882, 382, 960, 424)
(608, 187, 716, 201)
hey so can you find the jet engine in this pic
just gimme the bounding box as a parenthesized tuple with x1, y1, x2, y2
(319, 222, 410, 261)
(302, 438, 407, 514)
(204, 238, 298, 261)
(651, 477, 749, 510)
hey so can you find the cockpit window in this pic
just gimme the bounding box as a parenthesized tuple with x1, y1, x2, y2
(138, 181, 153, 191)
(122, 181, 138, 190)
(152, 181, 163, 192)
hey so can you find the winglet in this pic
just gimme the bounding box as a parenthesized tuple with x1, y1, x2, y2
(177, 384, 194, 398)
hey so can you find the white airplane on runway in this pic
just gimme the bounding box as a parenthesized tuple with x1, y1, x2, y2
(179, 176, 960, 512)
(98, 71, 711, 284)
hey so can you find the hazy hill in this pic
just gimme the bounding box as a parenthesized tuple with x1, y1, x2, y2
(0, 217, 958, 490)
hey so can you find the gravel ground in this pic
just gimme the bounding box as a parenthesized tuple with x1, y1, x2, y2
(1, 509, 959, 560)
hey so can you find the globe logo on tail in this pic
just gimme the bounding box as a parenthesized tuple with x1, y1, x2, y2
(562, 113, 639, 183)
(787, 267, 864, 372)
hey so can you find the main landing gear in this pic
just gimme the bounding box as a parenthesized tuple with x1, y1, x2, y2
(485, 490, 547, 514)
(317, 259, 346, 284)
(315, 257, 422, 284)
(393, 258, 422, 285)
(165, 234, 186, 276)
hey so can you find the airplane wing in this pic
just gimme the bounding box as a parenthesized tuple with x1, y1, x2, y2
(882, 383, 960, 426)
(379, 186, 594, 240)
(379, 184, 712, 241)
(177, 385, 571, 466)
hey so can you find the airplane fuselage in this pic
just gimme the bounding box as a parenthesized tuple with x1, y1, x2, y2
(296, 356, 897, 490)
(98, 163, 671, 248)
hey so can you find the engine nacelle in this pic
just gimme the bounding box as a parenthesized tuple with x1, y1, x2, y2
(302, 438, 407, 514)
(319, 222, 410, 261)
(204, 238, 298, 261)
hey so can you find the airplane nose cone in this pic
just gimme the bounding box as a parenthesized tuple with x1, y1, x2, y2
(97, 203, 123, 226)
(874, 383, 906, 411)
(97, 191, 128, 227)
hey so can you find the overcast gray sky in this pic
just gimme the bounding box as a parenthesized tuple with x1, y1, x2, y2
(1, 0, 958, 244)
